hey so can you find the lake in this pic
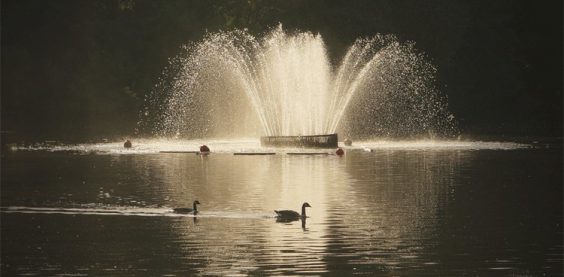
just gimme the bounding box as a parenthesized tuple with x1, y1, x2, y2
(1, 139, 562, 276)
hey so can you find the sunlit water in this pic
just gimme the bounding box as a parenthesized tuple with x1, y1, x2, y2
(2, 140, 562, 276)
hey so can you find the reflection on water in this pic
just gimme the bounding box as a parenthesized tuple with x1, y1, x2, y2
(1, 144, 562, 276)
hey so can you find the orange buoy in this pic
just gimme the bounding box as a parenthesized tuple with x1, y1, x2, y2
(124, 140, 132, 148)
(200, 145, 210, 153)
(335, 148, 344, 156)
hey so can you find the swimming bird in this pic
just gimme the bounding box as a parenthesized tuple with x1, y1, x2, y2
(173, 200, 201, 214)
(275, 202, 311, 219)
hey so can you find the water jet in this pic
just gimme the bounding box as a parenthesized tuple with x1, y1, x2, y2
(141, 25, 457, 143)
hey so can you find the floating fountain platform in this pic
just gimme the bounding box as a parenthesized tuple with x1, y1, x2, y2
(260, 134, 338, 148)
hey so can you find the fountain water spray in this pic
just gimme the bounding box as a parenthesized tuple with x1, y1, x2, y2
(140, 25, 456, 140)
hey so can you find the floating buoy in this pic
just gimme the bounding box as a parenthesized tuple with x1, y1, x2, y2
(335, 148, 344, 156)
(124, 140, 132, 148)
(344, 138, 352, 146)
(200, 145, 210, 153)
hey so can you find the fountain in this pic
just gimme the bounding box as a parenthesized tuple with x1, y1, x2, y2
(140, 25, 456, 146)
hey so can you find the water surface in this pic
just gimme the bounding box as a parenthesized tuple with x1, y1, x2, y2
(2, 140, 562, 276)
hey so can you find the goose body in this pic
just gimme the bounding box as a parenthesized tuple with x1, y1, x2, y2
(275, 202, 311, 219)
(274, 210, 301, 218)
(173, 200, 200, 214)
(172, 207, 195, 214)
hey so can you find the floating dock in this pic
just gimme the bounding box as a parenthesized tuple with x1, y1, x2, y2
(160, 151, 200, 154)
(260, 134, 338, 148)
(233, 152, 276, 155)
(286, 152, 330, 155)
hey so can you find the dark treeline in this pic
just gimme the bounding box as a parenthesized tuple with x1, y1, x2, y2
(1, 0, 562, 142)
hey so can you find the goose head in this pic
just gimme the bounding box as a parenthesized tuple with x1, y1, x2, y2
(193, 200, 201, 212)
(301, 202, 312, 217)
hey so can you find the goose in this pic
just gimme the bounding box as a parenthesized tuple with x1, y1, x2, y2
(173, 200, 200, 214)
(275, 202, 311, 219)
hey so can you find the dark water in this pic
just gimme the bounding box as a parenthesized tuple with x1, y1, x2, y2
(1, 145, 562, 276)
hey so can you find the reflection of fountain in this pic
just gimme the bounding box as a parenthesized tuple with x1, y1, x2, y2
(141, 25, 456, 139)
(321, 151, 467, 273)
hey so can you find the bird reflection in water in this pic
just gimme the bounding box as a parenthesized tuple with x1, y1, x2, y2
(275, 216, 308, 230)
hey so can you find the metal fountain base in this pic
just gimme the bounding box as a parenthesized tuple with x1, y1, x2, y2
(260, 133, 338, 148)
